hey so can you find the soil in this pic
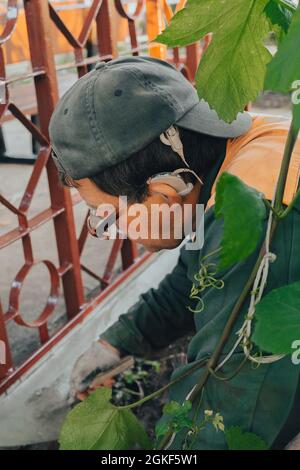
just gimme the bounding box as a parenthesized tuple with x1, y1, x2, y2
(111, 334, 193, 442)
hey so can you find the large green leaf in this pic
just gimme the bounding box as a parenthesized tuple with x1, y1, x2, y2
(264, 4, 300, 126)
(225, 426, 268, 450)
(59, 388, 152, 450)
(265, 1, 300, 93)
(214, 173, 267, 271)
(264, 0, 295, 40)
(252, 281, 300, 354)
(155, 0, 272, 122)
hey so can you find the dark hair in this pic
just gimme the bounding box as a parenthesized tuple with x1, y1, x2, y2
(57, 127, 227, 202)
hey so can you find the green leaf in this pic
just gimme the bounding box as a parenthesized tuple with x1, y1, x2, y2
(147, 360, 161, 373)
(252, 281, 300, 354)
(225, 426, 268, 450)
(163, 400, 192, 416)
(215, 173, 267, 271)
(265, 4, 300, 93)
(59, 388, 152, 450)
(155, 0, 272, 122)
(155, 420, 170, 439)
(156, 400, 193, 438)
(293, 102, 300, 130)
(265, 0, 300, 127)
(264, 0, 295, 39)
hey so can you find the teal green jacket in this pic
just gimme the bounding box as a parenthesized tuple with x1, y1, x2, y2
(100, 153, 300, 449)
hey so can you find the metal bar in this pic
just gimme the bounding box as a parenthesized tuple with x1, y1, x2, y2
(186, 43, 201, 83)
(21, 233, 34, 264)
(114, 0, 143, 57)
(80, 264, 107, 285)
(128, 19, 139, 56)
(0, 0, 19, 46)
(24, 0, 85, 318)
(0, 207, 65, 250)
(8, 104, 48, 146)
(18, 147, 49, 213)
(78, 0, 103, 45)
(55, 53, 113, 71)
(102, 238, 124, 285)
(74, 47, 88, 78)
(0, 300, 13, 380)
(54, 3, 94, 13)
(54, 40, 153, 71)
(48, 2, 81, 49)
(78, 213, 89, 255)
(0, 251, 153, 394)
(145, 0, 167, 59)
(0, 69, 46, 87)
(96, 0, 116, 58)
(0, 193, 25, 217)
(121, 238, 139, 270)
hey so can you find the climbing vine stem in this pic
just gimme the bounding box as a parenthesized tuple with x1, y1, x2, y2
(280, 187, 300, 218)
(274, 122, 300, 213)
(116, 357, 208, 411)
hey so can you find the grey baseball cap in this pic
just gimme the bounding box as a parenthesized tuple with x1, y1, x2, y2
(49, 55, 252, 179)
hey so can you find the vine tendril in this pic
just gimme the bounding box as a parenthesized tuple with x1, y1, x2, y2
(187, 248, 224, 313)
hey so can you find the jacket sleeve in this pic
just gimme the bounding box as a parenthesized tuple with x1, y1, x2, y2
(99, 243, 198, 357)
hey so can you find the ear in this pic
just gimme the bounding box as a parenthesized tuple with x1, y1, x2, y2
(147, 181, 182, 204)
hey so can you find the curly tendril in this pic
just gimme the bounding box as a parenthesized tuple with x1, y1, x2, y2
(187, 248, 225, 314)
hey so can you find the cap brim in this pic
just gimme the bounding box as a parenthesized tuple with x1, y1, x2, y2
(176, 99, 252, 138)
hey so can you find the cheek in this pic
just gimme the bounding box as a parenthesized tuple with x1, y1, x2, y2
(118, 202, 152, 238)
(75, 185, 185, 244)
(124, 211, 161, 240)
(117, 199, 185, 243)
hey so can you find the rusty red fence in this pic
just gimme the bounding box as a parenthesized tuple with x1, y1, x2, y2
(0, 0, 203, 394)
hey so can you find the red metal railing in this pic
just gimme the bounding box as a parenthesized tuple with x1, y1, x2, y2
(0, 0, 203, 394)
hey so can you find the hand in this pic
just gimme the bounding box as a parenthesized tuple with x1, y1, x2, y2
(70, 339, 121, 400)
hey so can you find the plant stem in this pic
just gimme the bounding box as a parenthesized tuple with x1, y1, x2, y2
(263, 199, 281, 217)
(274, 124, 300, 213)
(280, 186, 300, 218)
(122, 387, 143, 397)
(116, 357, 208, 411)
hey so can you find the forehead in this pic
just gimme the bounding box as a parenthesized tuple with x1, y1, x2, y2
(75, 177, 119, 209)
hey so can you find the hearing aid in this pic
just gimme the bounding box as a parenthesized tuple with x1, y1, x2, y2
(158, 125, 204, 187)
(146, 172, 194, 196)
